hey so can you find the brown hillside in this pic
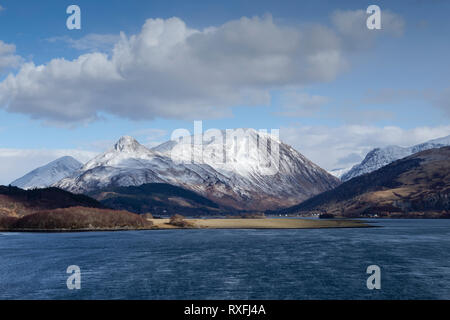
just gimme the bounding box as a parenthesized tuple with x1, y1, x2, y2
(272, 147, 450, 218)
(0, 186, 104, 217)
(1, 206, 152, 231)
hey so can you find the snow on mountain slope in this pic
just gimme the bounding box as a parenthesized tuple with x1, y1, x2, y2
(153, 128, 340, 205)
(341, 135, 450, 181)
(10, 156, 82, 189)
(55, 132, 339, 210)
(56, 136, 232, 197)
(154, 129, 282, 178)
(328, 167, 352, 179)
(411, 135, 450, 154)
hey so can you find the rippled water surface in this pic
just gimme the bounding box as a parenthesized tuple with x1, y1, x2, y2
(1, 219, 449, 299)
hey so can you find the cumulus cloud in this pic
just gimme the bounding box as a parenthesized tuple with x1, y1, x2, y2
(0, 40, 22, 74)
(280, 125, 450, 171)
(0, 149, 98, 185)
(0, 12, 397, 125)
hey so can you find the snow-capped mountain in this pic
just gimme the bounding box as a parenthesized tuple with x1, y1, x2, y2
(55, 131, 339, 210)
(153, 129, 340, 208)
(341, 135, 450, 181)
(55, 136, 234, 201)
(328, 167, 352, 179)
(11, 156, 82, 189)
(411, 135, 450, 153)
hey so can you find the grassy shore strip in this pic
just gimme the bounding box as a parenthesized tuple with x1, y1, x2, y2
(150, 218, 372, 229)
(0, 218, 372, 232)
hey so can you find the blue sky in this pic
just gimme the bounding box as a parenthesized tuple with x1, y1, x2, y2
(0, 0, 449, 184)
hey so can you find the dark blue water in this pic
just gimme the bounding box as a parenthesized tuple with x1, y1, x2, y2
(0, 219, 449, 299)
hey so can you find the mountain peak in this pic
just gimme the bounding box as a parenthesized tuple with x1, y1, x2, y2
(341, 134, 450, 181)
(114, 136, 142, 152)
(10, 156, 82, 190)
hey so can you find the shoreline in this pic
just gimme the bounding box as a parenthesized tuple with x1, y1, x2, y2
(152, 218, 372, 230)
(0, 218, 373, 233)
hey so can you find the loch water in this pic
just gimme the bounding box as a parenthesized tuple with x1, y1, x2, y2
(0, 219, 449, 299)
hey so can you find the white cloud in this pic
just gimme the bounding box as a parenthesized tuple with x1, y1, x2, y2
(0, 40, 22, 73)
(280, 125, 450, 171)
(0, 149, 98, 185)
(0, 12, 399, 125)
